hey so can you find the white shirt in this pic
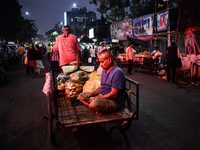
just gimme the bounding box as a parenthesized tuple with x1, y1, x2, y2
(97, 46, 105, 56)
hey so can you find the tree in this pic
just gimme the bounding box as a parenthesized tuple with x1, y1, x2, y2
(96, 15, 111, 42)
(45, 22, 63, 42)
(89, 0, 130, 23)
(0, 0, 38, 44)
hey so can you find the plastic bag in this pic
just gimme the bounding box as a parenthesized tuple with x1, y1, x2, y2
(88, 57, 92, 63)
(56, 73, 70, 91)
(65, 81, 83, 100)
(83, 72, 101, 93)
(69, 70, 89, 84)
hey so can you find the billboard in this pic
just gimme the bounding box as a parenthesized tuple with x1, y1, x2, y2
(185, 34, 196, 54)
(110, 18, 133, 40)
(156, 11, 168, 32)
(132, 13, 154, 37)
(89, 28, 94, 39)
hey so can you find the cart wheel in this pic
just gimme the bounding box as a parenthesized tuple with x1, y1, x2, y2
(117, 92, 132, 131)
(175, 70, 193, 88)
(133, 61, 139, 72)
(108, 126, 131, 150)
(48, 92, 55, 145)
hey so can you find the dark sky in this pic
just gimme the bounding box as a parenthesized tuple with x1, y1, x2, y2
(18, 0, 101, 36)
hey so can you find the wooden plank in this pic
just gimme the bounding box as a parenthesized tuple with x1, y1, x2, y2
(57, 95, 134, 127)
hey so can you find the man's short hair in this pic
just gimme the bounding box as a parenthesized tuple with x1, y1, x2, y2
(99, 49, 114, 62)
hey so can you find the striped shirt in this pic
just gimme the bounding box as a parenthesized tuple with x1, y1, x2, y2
(54, 34, 81, 66)
(50, 46, 59, 61)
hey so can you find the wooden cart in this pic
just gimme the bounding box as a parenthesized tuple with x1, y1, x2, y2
(47, 70, 139, 144)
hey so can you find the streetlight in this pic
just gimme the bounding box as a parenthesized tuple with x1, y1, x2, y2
(73, 3, 87, 35)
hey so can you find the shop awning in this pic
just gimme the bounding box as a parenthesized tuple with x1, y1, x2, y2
(127, 36, 148, 47)
(80, 35, 94, 43)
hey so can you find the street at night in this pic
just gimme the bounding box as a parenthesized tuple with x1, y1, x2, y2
(0, 57, 200, 150)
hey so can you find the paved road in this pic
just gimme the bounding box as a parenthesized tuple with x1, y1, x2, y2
(0, 57, 200, 150)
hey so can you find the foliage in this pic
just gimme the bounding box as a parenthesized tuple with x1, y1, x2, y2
(96, 15, 110, 42)
(0, 0, 38, 44)
(89, 0, 130, 23)
(45, 22, 63, 42)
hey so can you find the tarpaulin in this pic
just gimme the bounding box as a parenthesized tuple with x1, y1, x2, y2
(127, 36, 148, 47)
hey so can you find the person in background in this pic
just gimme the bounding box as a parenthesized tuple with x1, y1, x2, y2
(35, 44, 44, 74)
(18, 45, 25, 65)
(83, 46, 90, 64)
(27, 43, 36, 75)
(166, 42, 180, 82)
(126, 43, 134, 75)
(78, 50, 126, 116)
(46, 43, 51, 61)
(97, 43, 105, 57)
(54, 25, 80, 67)
(49, 43, 60, 70)
(42, 44, 47, 58)
(90, 45, 96, 65)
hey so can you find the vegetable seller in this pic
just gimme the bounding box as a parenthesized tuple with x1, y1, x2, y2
(54, 25, 81, 68)
(77, 50, 126, 115)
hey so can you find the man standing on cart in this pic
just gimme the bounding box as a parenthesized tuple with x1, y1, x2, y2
(54, 25, 81, 67)
(78, 50, 126, 115)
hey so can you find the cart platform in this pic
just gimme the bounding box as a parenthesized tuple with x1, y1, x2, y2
(57, 95, 134, 128)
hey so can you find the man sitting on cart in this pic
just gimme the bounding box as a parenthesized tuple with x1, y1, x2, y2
(77, 50, 126, 115)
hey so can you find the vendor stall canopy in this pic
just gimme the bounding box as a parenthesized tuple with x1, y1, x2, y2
(80, 35, 94, 43)
(127, 36, 148, 48)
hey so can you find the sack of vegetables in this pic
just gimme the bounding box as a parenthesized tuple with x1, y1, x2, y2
(65, 70, 89, 100)
(69, 70, 89, 84)
(57, 73, 70, 91)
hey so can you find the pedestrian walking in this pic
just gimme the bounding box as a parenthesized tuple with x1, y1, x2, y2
(90, 45, 96, 65)
(35, 45, 44, 74)
(49, 43, 60, 70)
(166, 42, 180, 82)
(83, 46, 90, 64)
(54, 25, 81, 67)
(46, 43, 51, 61)
(18, 45, 25, 65)
(27, 43, 36, 75)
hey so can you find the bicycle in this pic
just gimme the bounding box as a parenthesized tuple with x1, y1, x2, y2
(175, 59, 200, 88)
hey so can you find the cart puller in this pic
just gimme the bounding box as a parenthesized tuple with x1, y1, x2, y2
(54, 25, 81, 68)
(77, 50, 126, 115)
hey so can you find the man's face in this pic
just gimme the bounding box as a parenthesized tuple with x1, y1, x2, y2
(99, 54, 111, 70)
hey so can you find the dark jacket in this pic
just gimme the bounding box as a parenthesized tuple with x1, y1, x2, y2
(27, 48, 36, 60)
(167, 45, 177, 61)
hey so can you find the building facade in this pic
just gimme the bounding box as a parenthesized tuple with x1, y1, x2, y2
(64, 8, 96, 37)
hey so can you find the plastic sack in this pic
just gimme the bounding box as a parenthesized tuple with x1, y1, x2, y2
(65, 81, 83, 100)
(69, 70, 89, 84)
(82, 72, 101, 93)
(88, 57, 92, 63)
(56, 73, 70, 91)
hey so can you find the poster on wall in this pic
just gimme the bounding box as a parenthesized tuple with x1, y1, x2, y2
(110, 18, 133, 40)
(156, 11, 168, 32)
(132, 13, 154, 37)
(192, 29, 200, 55)
(185, 34, 196, 54)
